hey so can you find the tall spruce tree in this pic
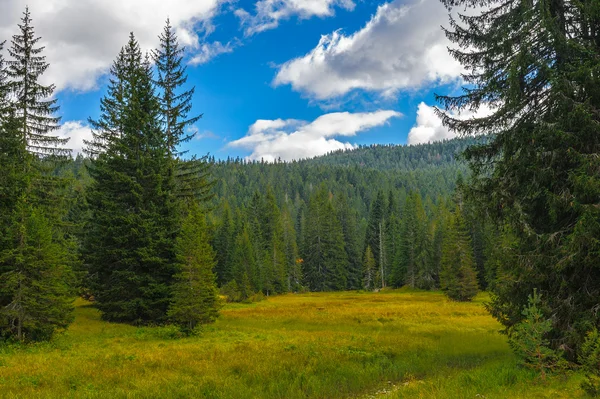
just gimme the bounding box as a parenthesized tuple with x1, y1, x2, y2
(84, 33, 178, 324)
(395, 192, 430, 288)
(281, 204, 301, 291)
(7, 8, 67, 157)
(438, 0, 600, 353)
(153, 19, 211, 202)
(168, 203, 220, 332)
(336, 195, 362, 289)
(302, 186, 348, 291)
(440, 207, 479, 302)
(0, 9, 74, 341)
(364, 190, 385, 287)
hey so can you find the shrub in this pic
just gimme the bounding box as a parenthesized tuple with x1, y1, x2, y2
(220, 281, 242, 303)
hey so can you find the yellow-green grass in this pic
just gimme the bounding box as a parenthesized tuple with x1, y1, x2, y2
(0, 290, 584, 398)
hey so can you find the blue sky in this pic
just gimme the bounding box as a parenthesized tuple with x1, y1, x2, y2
(1, 0, 484, 161)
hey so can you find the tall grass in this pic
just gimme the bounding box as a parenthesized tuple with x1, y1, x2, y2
(0, 290, 583, 398)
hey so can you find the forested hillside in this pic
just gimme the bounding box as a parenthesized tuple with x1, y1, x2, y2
(56, 137, 486, 303)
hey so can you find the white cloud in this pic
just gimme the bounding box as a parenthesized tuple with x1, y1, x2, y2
(189, 40, 237, 65)
(407, 102, 494, 145)
(0, 0, 230, 92)
(56, 121, 93, 156)
(230, 110, 401, 161)
(274, 0, 463, 100)
(236, 0, 355, 36)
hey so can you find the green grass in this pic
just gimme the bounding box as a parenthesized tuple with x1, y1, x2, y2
(0, 290, 585, 398)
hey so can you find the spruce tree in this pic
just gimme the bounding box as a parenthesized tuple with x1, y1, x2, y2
(214, 200, 234, 286)
(84, 33, 178, 324)
(168, 203, 220, 332)
(396, 192, 431, 288)
(281, 204, 301, 292)
(440, 207, 478, 302)
(364, 190, 385, 286)
(438, 0, 600, 352)
(7, 7, 67, 157)
(336, 195, 362, 290)
(153, 19, 211, 202)
(0, 41, 10, 121)
(0, 205, 74, 341)
(303, 186, 348, 291)
(0, 9, 74, 342)
(362, 246, 376, 291)
(231, 224, 259, 293)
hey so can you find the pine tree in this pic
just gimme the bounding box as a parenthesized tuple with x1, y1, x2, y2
(168, 204, 220, 332)
(84, 33, 178, 324)
(362, 246, 376, 291)
(440, 207, 478, 302)
(438, 0, 600, 352)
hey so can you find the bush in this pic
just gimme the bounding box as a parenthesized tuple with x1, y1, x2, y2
(247, 292, 266, 303)
(581, 328, 600, 396)
(220, 281, 242, 303)
(508, 289, 566, 379)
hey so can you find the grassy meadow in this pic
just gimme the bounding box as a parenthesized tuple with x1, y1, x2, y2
(0, 290, 584, 398)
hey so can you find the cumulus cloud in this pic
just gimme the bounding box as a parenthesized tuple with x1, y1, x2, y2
(274, 0, 463, 99)
(407, 103, 494, 145)
(229, 110, 401, 161)
(236, 0, 355, 36)
(0, 0, 230, 92)
(56, 121, 93, 156)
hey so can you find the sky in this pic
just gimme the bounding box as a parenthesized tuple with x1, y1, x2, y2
(0, 0, 486, 161)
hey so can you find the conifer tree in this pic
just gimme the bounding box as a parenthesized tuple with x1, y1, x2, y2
(440, 207, 478, 302)
(262, 188, 287, 294)
(0, 205, 74, 341)
(303, 186, 348, 291)
(362, 246, 376, 291)
(214, 200, 235, 286)
(281, 204, 301, 291)
(384, 191, 402, 287)
(231, 224, 259, 293)
(168, 203, 220, 332)
(336, 195, 362, 289)
(364, 190, 385, 285)
(84, 33, 178, 324)
(438, 0, 600, 352)
(153, 19, 211, 202)
(0, 41, 10, 121)
(7, 8, 67, 157)
(396, 192, 430, 288)
(0, 9, 74, 342)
